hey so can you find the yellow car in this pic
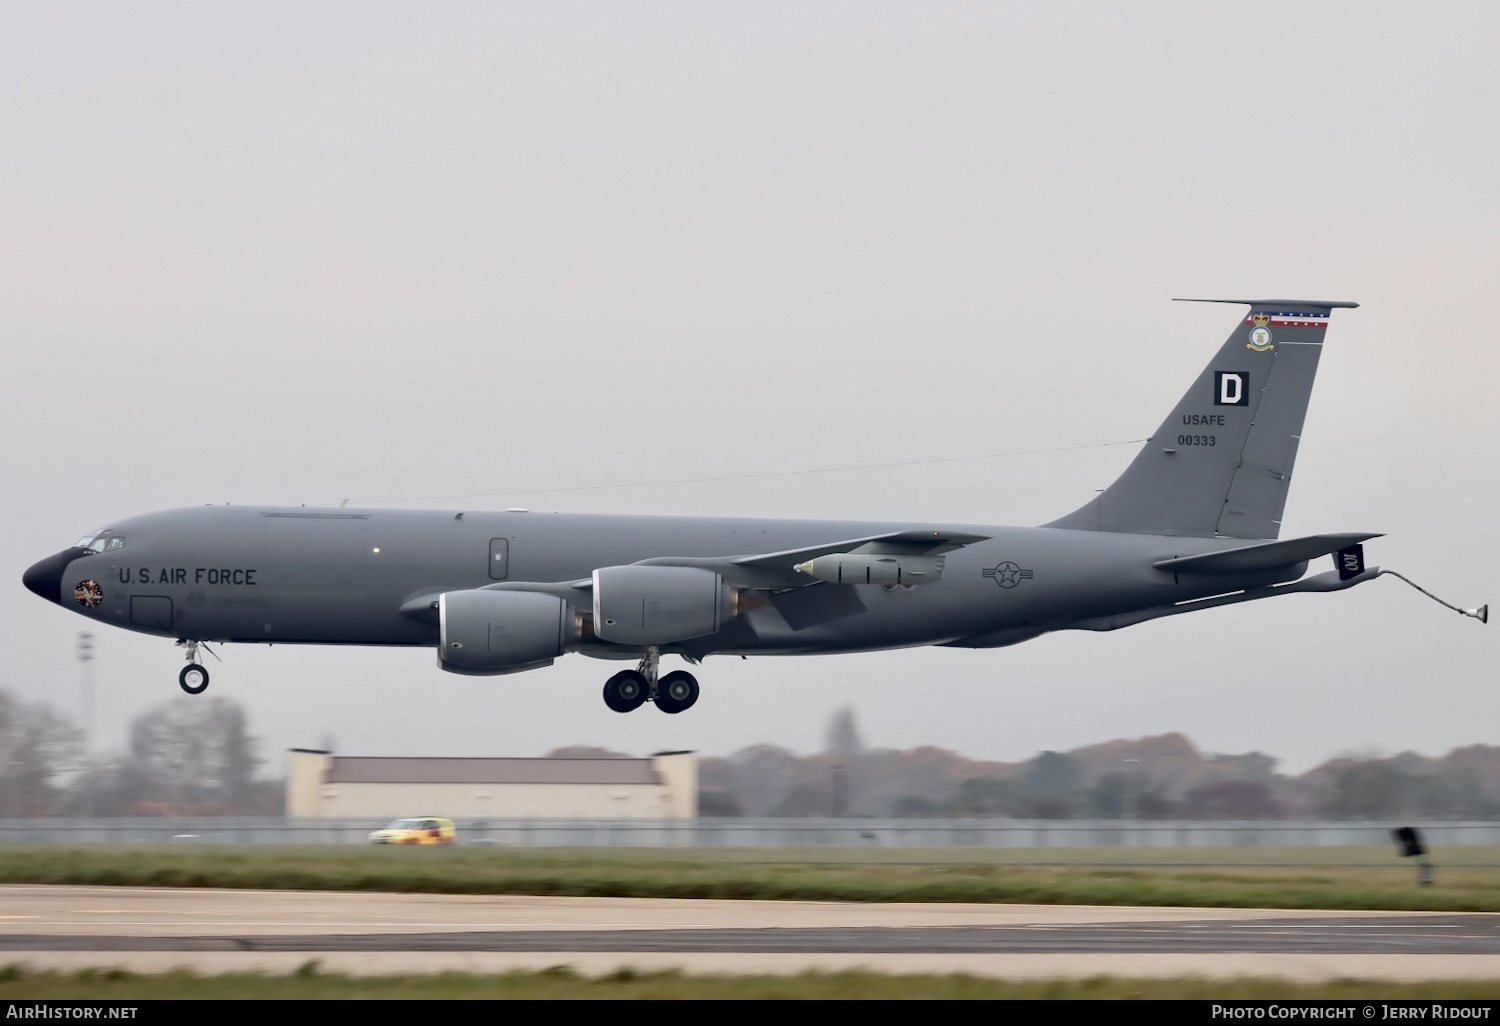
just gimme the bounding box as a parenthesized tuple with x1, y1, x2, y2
(368, 817, 457, 845)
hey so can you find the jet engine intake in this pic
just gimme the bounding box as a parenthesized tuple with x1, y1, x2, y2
(592, 565, 733, 646)
(438, 589, 572, 675)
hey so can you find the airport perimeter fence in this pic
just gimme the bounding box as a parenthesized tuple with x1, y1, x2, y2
(0, 817, 1498, 848)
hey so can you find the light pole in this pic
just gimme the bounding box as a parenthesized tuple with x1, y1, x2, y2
(77, 632, 94, 819)
(6, 759, 18, 821)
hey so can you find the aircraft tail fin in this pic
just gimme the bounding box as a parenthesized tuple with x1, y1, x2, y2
(1046, 299, 1358, 539)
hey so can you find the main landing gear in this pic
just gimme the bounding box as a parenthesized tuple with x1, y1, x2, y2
(602, 647, 699, 714)
(176, 640, 212, 695)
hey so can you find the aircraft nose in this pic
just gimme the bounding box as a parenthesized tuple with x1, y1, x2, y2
(22, 549, 80, 605)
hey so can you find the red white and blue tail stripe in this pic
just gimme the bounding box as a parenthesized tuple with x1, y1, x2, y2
(1243, 310, 1331, 328)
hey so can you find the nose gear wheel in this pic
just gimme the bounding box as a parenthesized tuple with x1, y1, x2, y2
(174, 640, 216, 695)
(179, 664, 209, 695)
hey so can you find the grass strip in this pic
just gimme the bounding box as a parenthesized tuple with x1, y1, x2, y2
(0, 844, 1496, 911)
(5, 964, 1500, 999)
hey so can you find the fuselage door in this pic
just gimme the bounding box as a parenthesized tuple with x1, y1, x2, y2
(489, 538, 509, 581)
(130, 595, 173, 632)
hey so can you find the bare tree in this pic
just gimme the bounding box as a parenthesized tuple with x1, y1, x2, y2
(116, 696, 268, 814)
(0, 690, 82, 817)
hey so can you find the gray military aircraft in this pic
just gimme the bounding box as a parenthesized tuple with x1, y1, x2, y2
(24, 299, 1421, 713)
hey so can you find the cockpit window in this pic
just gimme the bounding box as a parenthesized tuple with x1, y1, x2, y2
(105, 537, 126, 551)
(73, 532, 124, 554)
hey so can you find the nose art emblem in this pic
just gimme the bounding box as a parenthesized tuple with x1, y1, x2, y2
(73, 580, 103, 608)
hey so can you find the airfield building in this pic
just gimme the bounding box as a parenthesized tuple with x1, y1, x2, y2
(285, 750, 697, 819)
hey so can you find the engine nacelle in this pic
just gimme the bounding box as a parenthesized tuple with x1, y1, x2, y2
(438, 589, 572, 676)
(592, 565, 733, 646)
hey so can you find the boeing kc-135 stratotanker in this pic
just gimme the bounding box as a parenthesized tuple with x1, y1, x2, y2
(22, 299, 1485, 713)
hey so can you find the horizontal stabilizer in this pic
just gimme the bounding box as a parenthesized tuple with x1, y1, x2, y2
(1173, 298, 1360, 309)
(1152, 532, 1382, 575)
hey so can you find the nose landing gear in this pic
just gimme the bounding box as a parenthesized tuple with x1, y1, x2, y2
(601, 647, 699, 714)
(175, 640, 215, 695)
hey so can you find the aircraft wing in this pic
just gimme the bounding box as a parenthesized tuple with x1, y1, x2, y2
(400, 530, 989, 630)
(634, 530, 991, 590)
(1152, 532, 1382, 575)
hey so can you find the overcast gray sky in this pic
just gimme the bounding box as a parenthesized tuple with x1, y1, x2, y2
(2, 2, 1495, 777)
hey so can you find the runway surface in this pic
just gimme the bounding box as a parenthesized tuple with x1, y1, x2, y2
(3, 885, 1499, 981)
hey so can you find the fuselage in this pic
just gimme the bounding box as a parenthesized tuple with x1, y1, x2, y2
(23, 504, 1301, 660)
(20, 299, 1378, 715)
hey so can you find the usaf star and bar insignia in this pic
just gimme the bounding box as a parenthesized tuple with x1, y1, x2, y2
(983, 562, 1034, 589)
